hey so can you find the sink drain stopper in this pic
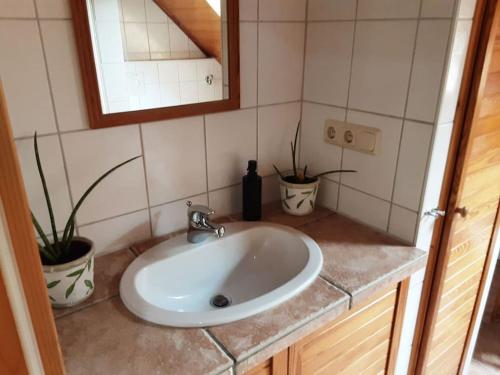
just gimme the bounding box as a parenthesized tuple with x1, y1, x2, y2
(210, 294, 231, 308)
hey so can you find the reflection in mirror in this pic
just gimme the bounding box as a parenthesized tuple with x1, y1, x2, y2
(86, 0, 229, 114)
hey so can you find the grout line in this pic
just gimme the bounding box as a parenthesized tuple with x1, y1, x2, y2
(12, 101, 303, 142)
(339, 183, 419, 213)
(336, 0, 359, 210)
(32, 0, 80, 235)
(0, 17, 72, 21)
(386, 0, 424, 233)
(77, 207, 149, 228)
(204, 329, 237, 363)
(302, 100, 435, 126)
(297, 0, 309, 169)
(138, 124, 153, 237)
(203, 115, 211, 206)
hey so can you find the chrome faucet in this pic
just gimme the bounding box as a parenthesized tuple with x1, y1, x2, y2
(186, 201, 225, 243)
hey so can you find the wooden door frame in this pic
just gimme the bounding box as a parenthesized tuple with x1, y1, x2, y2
(410, 0, 500, 372)
(0, 83, 65, 374)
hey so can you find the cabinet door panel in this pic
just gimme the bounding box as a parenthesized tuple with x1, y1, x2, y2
(290, 285, 401, 375)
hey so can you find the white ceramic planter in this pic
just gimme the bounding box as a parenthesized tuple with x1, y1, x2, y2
(43, 237, 95, 308)
(279, 175, 320, 216)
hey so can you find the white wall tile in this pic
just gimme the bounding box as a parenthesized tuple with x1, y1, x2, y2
(169, 23, 189, 57)
(240, 22, 257, 108)
(62, 126, 148, 224)
(16, 135, 72, 234)
(79, 210, 150, 255)
(300, 102, 344, 181)
(0, 20, 56, 138)
(338, 186, 390, 231)
(258, 102, 301, 177)
(0, 0, 35, 18)
(317, 178, 339, 211)
(437, 20, 472, 124)
(96, 20, 124, 63)
(308, 0, 356, 20)
(342, 111, 403, 201)
(206, 108, 257, 189)
(357, 0, 421, 19)
(121, 0, 146, 22)
(142, 117, 206, 206)
(145, 1, 168, 22)
(259, 0, 307, 21)
(124, 22, 149, 54)
(258, 23, 305, 105)
(102, 63, 128, 102)
(406, 20, 452, 123)
(416, 121, 453, 251)
(94, 0, 121, 21)
(393, 121, 433, 211)
(459, 0, 477, 19)
(35, 0, 71, 18)
(421, 0, 455, 18)
(349, 20, 417, 117)
(209, 184, 242, 217)
(303, 22, 354, 107)
(262, 175, 281, 204)
(150, 194, 208, 236)
(239, 0, 258, 21)
(389, 205, 418, 243)
(147, 23, 170, 54)
(40, 20, 88, 132)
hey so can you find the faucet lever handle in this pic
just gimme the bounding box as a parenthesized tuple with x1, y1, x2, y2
(186, 201, 215, 220)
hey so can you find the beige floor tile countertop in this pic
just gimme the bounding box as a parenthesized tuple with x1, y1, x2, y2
(55, 202, 427, 375)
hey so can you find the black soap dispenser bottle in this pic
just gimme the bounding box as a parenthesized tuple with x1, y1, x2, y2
(242, 160, 262, 221)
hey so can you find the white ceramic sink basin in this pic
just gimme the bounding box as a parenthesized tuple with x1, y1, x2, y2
(120, 222, 322, 327)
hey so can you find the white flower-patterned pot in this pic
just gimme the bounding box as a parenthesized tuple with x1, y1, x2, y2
(279, 176, 320, 216)
(43, 237, 95, 308)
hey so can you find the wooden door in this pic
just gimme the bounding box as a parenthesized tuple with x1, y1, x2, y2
(0, 82, 65, 373)
(414, 0, 500, 373)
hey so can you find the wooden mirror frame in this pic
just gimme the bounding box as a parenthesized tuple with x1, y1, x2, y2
(70, 0, 240, 129)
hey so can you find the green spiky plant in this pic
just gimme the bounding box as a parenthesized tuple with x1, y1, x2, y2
(31, 132, 141, 265)
(273, 121, 356, 184)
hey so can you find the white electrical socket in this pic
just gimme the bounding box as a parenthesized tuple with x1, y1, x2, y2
(324, 119, 381, 155)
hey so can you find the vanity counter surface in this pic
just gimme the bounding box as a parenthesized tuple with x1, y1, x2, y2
(55, 202, 427, 375)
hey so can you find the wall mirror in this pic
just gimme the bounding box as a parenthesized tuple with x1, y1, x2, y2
(71, 0, 239, 128)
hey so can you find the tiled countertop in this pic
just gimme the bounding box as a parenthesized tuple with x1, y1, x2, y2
(55, 202, 427, 375)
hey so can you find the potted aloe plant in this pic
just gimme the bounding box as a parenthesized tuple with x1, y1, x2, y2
(273, 122, 356, 216)
(31, 133, 140, 307)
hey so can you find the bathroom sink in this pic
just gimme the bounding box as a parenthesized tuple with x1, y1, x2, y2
(120, 222, 323, 327)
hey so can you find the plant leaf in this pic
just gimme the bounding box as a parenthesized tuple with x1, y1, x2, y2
(312, 169, 357, 179)
(31, 213, 57, 261)
(292, 121, 300, 178)
(283, 200, 290, 209)
(62, 155, 142, 245)
(273, 164, 284, 179)
(84, 279, 94, 289)
(66, 268, 84, 278)
(65, 284, 75, 299)
(297, 198, 306, 209)
(46, 280, 60, 288)
(34, 132, 60, 256)
(301, 190, 313, 195)
(87, 258, 92, 272)
(49, 295, 55, 302)
(309, 199, 314, 208)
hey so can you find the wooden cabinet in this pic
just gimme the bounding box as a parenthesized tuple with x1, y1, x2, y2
(247, 281, 409, 375)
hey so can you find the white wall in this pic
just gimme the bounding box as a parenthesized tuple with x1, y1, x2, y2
(299, 0, 477, 374)
(0, 0, 306, 255)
